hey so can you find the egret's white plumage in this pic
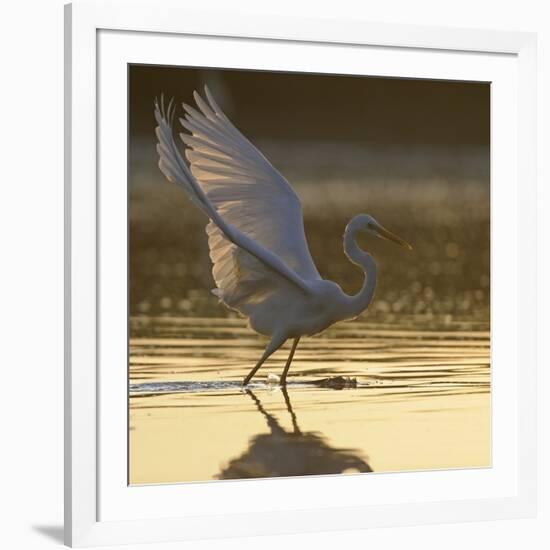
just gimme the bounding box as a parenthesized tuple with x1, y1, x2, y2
(154, 88, 411, 385)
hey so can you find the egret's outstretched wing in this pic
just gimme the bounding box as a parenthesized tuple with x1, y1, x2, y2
(180, 87, 320, 281)
(154, 94, 317, 315)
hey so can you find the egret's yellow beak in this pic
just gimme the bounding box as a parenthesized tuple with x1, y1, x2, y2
(373, 224, 413, 250)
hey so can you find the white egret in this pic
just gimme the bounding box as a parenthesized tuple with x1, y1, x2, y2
(154, 87, 412, 386)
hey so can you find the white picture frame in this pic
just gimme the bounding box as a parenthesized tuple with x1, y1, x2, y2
(65, 1, 538, 547)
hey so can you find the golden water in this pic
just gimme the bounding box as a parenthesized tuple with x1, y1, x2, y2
(129, 315, 490, 484)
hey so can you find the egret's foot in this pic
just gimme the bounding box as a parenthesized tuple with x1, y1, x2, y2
(266, 373, 280, 386)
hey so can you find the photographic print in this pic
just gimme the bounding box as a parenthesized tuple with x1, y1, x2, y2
(128, 65, 490, 485)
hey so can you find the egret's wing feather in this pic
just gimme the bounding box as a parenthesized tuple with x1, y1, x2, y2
(154, 95, 313, 315)
(181, 87, 321, 281)
(205, 222, 301, 316)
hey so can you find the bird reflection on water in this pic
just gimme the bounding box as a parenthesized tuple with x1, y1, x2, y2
(217, 388, 372, 480)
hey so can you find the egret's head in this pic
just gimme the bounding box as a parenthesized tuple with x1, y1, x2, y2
(357, 214, 412, 250)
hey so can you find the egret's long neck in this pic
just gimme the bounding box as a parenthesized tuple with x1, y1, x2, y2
(343, 218, 377, 319)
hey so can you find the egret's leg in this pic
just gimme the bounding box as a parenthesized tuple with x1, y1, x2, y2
(242, 335, 286, 386)
(280, 337, 300, 386)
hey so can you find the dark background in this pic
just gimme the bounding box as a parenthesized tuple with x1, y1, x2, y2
(129, 65, 490, 325)
(129, 65, 489, 147)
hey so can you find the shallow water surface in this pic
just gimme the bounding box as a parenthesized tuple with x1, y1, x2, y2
(129, 315, 490, 484)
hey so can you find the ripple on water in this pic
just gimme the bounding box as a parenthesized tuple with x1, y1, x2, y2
(129, 315, 489, 398)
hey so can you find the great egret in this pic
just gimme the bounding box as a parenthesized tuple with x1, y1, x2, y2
(154, 87, 411, 386)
